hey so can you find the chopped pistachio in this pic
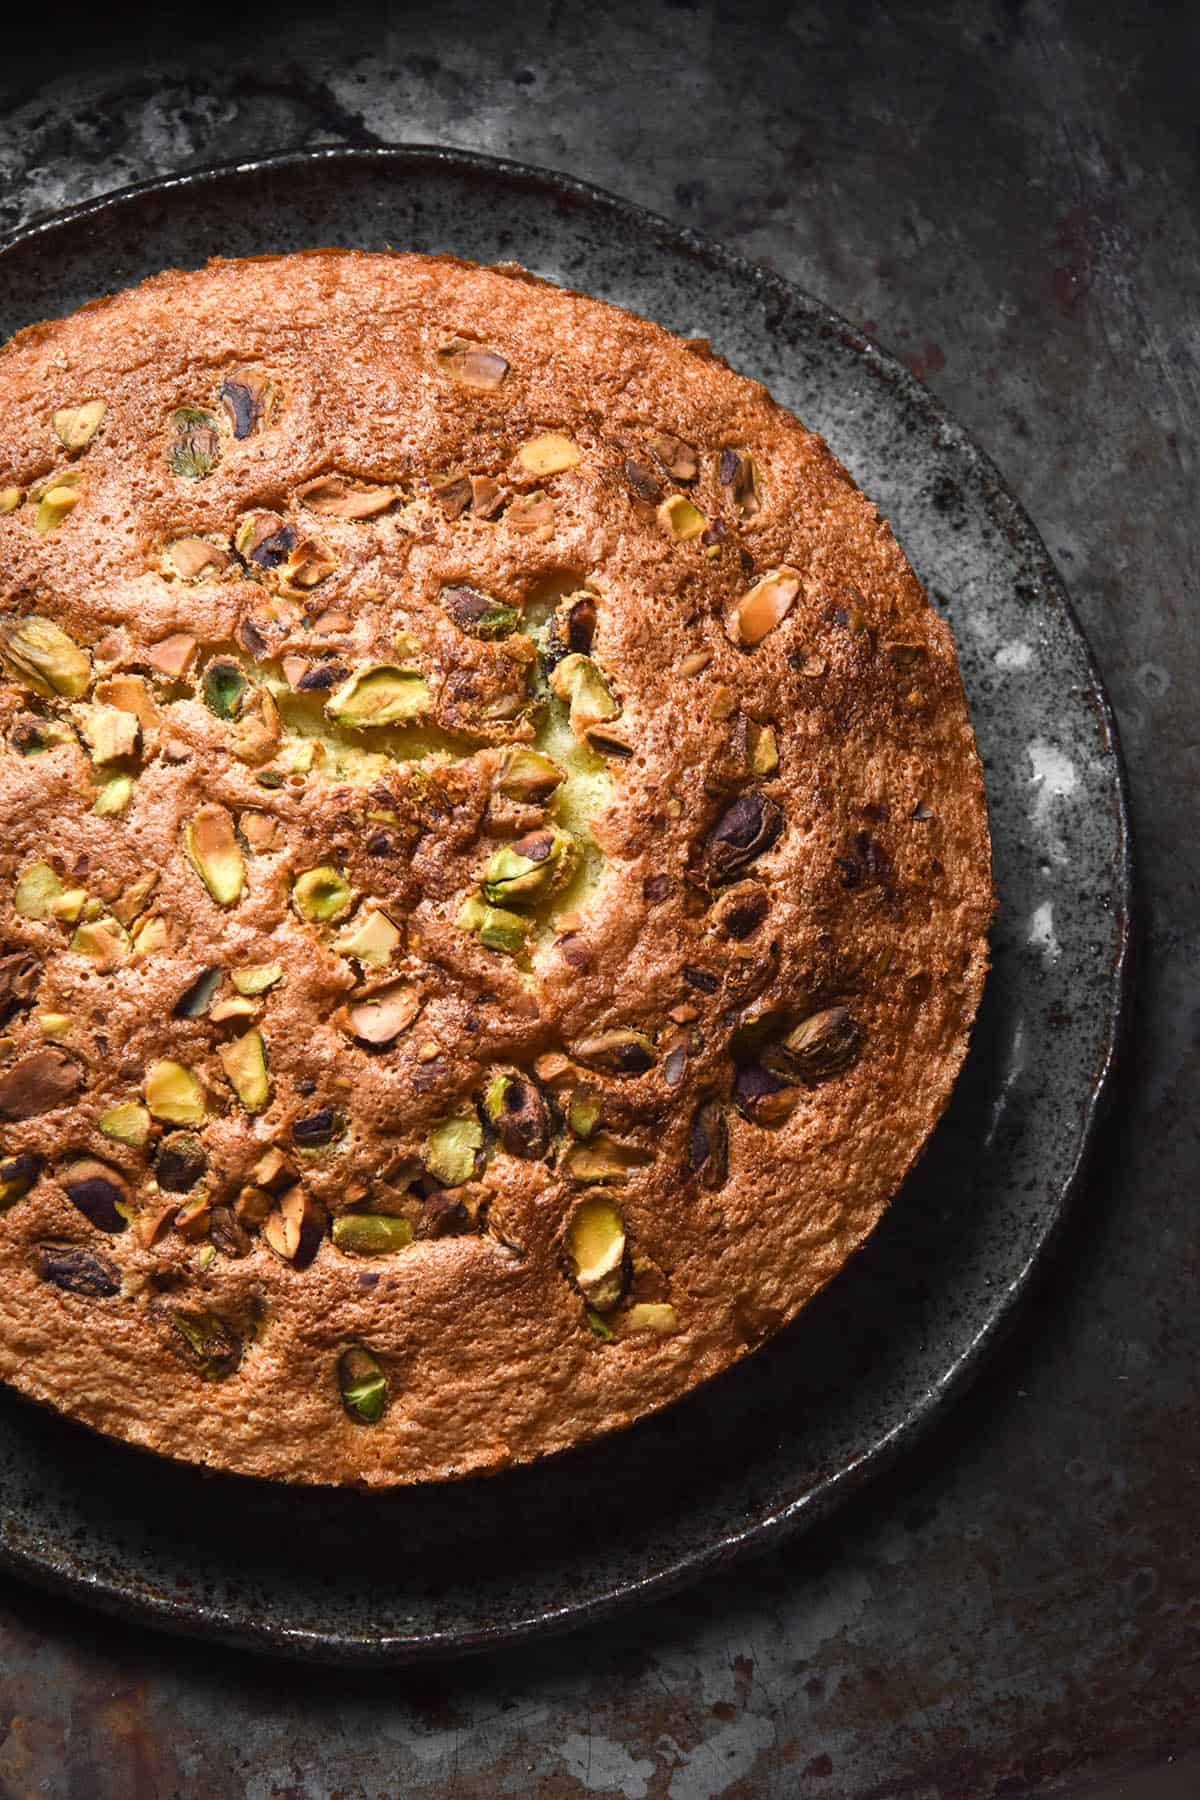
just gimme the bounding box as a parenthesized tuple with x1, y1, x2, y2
(733, 1060, 799, 1126)
(34, 478, 82, 535)
(14, 862, 65, 920)
(297, 474, 397, 519)
(37, 1013, 70, 1039)
(705, 791, 784, 885)
(50, 887, 89, 923)
(167, 406, 222, 480)
(239, 810, 284, 854)
(130, 911, 170, 955)
(768, 1006, 863, 1082)
(173, 966, 222, 1018)
(60, 1157, 130, 1233)
(0, 614, 91, 698)
(146, 1058, 207, 1126)
(440, 583, 521, 639)
(168, 1308, 242, 1378)
(749, 721, 779, 777)
(70, 916, 129, 967)
(726, 566, 801, 647)
(231, 962, 283, 996)
(79, 704, 140, 764)
(548, 652, 620, 736)
(495, 746, 565, 805)
(570, 1028, 657, 1076)
(332, 1213, 414, 1256)
(0, 486, 24, 514)
(481, 825, 575, 907)
(93, 774, 134, 817)
(567, 1086, 601, 1140)
(435, 337, 509, 389)
(457, 893, 529, 956)
(345, 981, 421, 1047)
(210, 995, 258, 1022)
(98, 1101, 152, 1147)
(517, 432, 581, 475)
(505, 489, 555, 535)
(163, 535, 230, 581)
(623, 1302, 678, 1335)
(217, 371, 275, 439)
(146, 632, 197, 679)
(483, 1071, 551, 1159)
(326, 664, 429, 728)
(219, 1028, 271, 1112)
(229, 685, 281, 765)
(332, 908, 401, 965)
(719, 447, 760, 516)
(183, 805, 245, 906)
(156, 1132, 207, 1192)
(338, 1345, 388, 1422)
(0, 1152, 42, 1209)
(648, 432, 699, 481)
(202, 659, 248, 719)
(424, 1115, 484, 1187)
(53, 400, 106, 451)
(11, 714, 70, 755)
(292, 865, 353, 924)
(36, 1243, 120, 1296)
(263, 1185, 326, 1266)
(279, 534, 337, 592)
(174, 1194, 213, 1241)
(565, 1196, 627, 1311)
(0, 1050, 82, 1120)
(563, 1133, 652, 1184)
(586, 1306, 616, 1341)
(656, 493, 707, 541)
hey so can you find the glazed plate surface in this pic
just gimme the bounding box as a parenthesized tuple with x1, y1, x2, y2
(0, 148, 1130, 1663)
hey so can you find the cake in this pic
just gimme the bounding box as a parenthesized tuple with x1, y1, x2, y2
(0, 251, 991, 1485)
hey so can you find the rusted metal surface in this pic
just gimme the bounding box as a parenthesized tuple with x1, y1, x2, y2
(0, 2, 1194, 1794)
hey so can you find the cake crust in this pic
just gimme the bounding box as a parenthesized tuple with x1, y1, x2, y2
(0, 252, 991, 1484)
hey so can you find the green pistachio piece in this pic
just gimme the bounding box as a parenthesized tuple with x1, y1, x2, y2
(548, 653, 620, 737)
(167, 406, 222, 480)
(483, 1071, 551, 1159)
(457, 894, 529, 957)
(623, 1302, 679, 1335)
(585, 1306, 616, 1341)
(69, 916, 130, 967)
(439, 584, 522, 640)
(0, 486, 24, 514)
(0, 614, 91, 698)
(481, 825, 575, 907)
(145, 1058, 207, 1125)
(292, 865, 353, 923)
(332, 1214, 415, 1256)
(570, 1028, 657, 1076)
(332, 908, 401, 964)
(563, 1133, 652, 1184)
(183, 805, 245, 906)
(94, 774, 135, 817)
(14, 862, 65, 920)
(0, 1152, 42, 1209)
(230, 962, 283, 996)
(337, 1345, 388, 1423)
(98, 1101, 152, 1147)
(326, 665, 429, 728)
(656, 492, 707, 540)
(34, 476, 82, 535)
(424, 1115, 484, 1188)
(169, 1308, 242, 1378)
(567, 1087, 601, 1140)
(565, 1195, 627, 1311)
(202, 659, 248, 719)
(219, 1028, 271, 1112)
(495, 747, 565, 805)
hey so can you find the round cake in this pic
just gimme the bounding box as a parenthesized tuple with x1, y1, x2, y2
(0, 251, 991, 1485)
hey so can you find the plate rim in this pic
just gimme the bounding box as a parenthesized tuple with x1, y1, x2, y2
(0, 143, 1135, 1664)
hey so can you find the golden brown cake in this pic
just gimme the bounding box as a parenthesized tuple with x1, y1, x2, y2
(0, 251, 991, 1485)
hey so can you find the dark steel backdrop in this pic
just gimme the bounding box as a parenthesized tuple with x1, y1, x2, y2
(0, 3, 1194, 1796)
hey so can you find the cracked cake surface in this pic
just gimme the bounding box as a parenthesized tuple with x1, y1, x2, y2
(0, 251, 991, 1485)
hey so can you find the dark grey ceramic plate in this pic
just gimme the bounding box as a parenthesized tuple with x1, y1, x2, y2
(0, 148, 1130, 1664)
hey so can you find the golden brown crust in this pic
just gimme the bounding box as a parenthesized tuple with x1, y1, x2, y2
(0, 252, 991, 1485)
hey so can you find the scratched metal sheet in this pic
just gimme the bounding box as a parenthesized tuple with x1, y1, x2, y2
(0, 148, 1130, 1663)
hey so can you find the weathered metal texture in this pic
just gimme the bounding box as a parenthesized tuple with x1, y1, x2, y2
(0, 3, 1192, 1796)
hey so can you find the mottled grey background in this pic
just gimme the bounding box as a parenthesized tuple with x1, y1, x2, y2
(0, 3, 1195, 1797)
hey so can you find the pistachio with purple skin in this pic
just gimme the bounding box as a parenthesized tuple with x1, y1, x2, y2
(0, 1049, 83, 1121)
(483, 1071, 552, 1159)
(217, 372, 273, 439)
(765, 1007, 864, 1083)
(622, 457, 662, 504)
(712, 881, 769, 940)
(36, 1244, 120, 1297)
(60, 1157, 130, 1232)
(686, 1098, 729, 1188)
(0, 950, 41, 1026)
(570, 1029, 658, 1077)
(732, 1061, 799, 1127)
(440, 583, 521, 639)
(719, 448, 760, 517)
(167, 407, 222, 479)
(168, 1308, 243, 1379)
(0, 1152, 42, 1209)
(704, 791, 784, 885)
